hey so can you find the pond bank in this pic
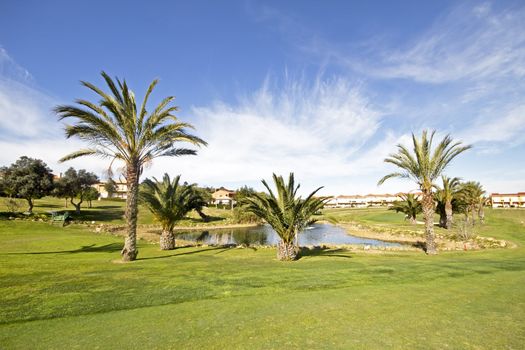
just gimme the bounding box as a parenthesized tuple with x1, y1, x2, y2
(338, 222, 512, 251)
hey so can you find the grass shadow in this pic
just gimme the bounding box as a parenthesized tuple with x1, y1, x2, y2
(299, 246, 353, 259)
(69, 209, 124, 222)
(182, 215, 226, 224)
(137, 246, 231, 261)
(411, 241, 427, 252)
(4, 243, 123, 255)
(35, 204, 63, 209)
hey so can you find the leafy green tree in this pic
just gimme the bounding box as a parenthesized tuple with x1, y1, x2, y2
(104, 178, 117, 198)
(232, 186, 262, 224)
(1, 156, 54, 213)
(53, 167, 99, 214)
(378, 130, 471, 254)
(389, 193, 422, 224)
(434, 176, 461, 229)
(85, 187, 100, 208)
(55, 72, 206, 261)
(243, 173, 327, 261)
(234, 186, 257, 202)
(140, 174, 195, 250)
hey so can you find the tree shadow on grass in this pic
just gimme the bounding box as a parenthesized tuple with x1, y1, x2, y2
(410, 241, 427, 252)
(137, 246, 231, 261)
(35, 203, 63, 209)
(4, 243, 123, 255)
(299, 246, 353, 259)
(71, 209, 124, 222)
(182, 215, 227, 224)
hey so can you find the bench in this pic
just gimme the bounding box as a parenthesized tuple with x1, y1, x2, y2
(50, 211, 71, 226)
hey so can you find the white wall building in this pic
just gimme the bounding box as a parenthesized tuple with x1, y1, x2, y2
(93, 181, 128, 199)
(325, 193, 415, 208)
(491, 193, 525, 208)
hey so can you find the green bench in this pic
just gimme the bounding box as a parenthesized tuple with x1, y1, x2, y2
(50, 211, 71, 226)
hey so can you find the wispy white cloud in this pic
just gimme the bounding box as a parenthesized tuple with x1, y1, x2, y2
(0, 47, 33, 82)
(460, 105, 525, 146)
(0, 47, 112, 176)
(345, 2, 525, 84)
(147, 76, 406, 194)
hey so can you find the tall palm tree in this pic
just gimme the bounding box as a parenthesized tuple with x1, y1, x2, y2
(140, 174, 197, 250)
(378, 130, 471, 254)
(55, 72, 206, 261)
(434, 176, 461, 229)
(243, 173, 327, 261)
(389, 193, 422, 224)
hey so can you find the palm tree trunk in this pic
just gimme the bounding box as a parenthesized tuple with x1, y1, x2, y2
(26, 198, 33, 213)
(277, 239, 297, 261)
(478, 204, 485, 224)
(422, 190, 437, 254)
(410, 216, 417, 225)
(445, 200, 453, 229)
(439, 211, 447, 228)
(122, 162, 139, 261)
(160, 229, 176, 250)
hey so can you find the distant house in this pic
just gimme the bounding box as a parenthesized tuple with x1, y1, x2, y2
(325, 193, 420, 208)
(211, 187, 236, 206)
(490, 192, 525, 208)
(93, 181, 128, 199)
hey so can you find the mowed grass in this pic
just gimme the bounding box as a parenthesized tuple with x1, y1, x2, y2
(0, 209, 524, 349)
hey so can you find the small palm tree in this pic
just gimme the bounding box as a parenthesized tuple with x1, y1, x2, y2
(457, 181, 485, 225)
(389, 193, 422, 224)
(55, 72, 206, 261)
(434, 176, 461, 229)
(140, 174, 197, 250)
(243, 173, 327, 261)
(378, 130, 471, 254)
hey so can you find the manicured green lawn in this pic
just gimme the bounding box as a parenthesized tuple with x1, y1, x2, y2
(0, 209, 524, 349)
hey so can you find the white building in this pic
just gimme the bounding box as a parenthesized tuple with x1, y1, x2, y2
(325, 193, 419, 208)
(491, 193, 525, 208)
(93, 181, 128, 199)
(211, 188, 236, 206)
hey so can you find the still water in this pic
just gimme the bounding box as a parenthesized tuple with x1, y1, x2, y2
(175, 223, 401, 247)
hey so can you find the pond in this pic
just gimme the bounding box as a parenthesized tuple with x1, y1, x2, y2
(175, 223, 402, 247)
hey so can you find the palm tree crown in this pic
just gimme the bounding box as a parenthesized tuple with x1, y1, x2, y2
(243, 173, 327, 260)
(55, 71, 206, 168)
(378, 130, 471, 191)
(438, 176, 461, 203)
(389, 193, 422, 223)
(140, 174, 193, 232)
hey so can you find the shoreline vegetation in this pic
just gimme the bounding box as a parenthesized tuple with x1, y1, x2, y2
(88, 216, 511, 252)
(0, 197, 513, 252)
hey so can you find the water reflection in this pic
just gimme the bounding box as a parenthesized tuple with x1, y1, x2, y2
(175, 223, 400, 247)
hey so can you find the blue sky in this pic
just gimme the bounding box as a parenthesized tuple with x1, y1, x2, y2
(1, 0, 524, 195)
